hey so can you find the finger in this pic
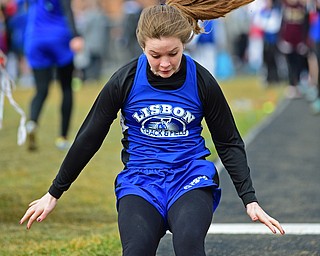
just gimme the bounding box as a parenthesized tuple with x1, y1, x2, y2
(36, 209, 51, 223)
(249, 210, 275, 233)
(269, 217, 285, 235)
(19, 207, 36, 225)
(26, 216, 36, 229)
(28, 199, 40, 207)
(247, 209, 259, 222)
(26, 208, 43, 229)
(250, 214, 259, 222)
(263, 219, 277, 234)
(260, 216, 284, 235)
(257, 213, 276, 232)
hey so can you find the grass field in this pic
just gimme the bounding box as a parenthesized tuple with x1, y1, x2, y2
(0, 75, 285, 255)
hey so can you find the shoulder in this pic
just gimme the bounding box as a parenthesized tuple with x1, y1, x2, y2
(100, 57, 139, 105)
(108, 57, 138, 86)
(193, 60, 221, 95)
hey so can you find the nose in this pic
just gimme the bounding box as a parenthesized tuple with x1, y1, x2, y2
(160, 58, 171, 68)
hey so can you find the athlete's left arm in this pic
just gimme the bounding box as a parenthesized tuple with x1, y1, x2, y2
(197, 69, 285, 235)
(196, 66, 257, 207)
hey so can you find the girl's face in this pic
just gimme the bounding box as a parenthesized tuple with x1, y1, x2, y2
(144, 37, 184, 78)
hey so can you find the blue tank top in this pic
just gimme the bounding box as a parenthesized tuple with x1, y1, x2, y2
(121, 54, 211, 169)
(24, 0, 71, 40)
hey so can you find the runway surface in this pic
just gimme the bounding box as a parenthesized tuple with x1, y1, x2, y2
(157, 98, 320, 255)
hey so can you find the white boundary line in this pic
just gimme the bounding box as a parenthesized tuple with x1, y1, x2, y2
(209, 101, 320, 236)
(207, 223, 320, 235)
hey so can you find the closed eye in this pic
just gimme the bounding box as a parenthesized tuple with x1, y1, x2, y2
(169, 52, 178, 56)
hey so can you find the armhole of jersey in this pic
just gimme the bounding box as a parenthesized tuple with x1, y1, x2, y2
(186, 55, 205, 112)
(194, 61, 212, 115)
(123, 54, 144, 106)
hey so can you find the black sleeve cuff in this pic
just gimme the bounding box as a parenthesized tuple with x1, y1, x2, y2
(241, 192, 258, 207)
(48, 184, 64, 199)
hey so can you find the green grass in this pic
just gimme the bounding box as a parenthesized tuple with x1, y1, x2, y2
(0, 75, 285, 255)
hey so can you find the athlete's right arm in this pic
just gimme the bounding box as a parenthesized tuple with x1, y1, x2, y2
(19, 74, 124, 229)
(20, 59, 138, 228)
(48, 59, 138, 199)
(19, 192, 58, 230)
(48, 72, 128, 199)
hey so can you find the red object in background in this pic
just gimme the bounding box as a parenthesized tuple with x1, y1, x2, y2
(4, 1, 18, 17)
(0, 51, 6, 67)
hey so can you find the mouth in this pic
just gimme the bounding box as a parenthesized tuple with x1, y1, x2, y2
(159, 69, 172, 74)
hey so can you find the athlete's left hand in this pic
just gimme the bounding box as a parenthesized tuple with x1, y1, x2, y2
(246, 202, 285, 235)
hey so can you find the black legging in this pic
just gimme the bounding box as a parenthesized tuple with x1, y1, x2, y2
(29, 62, 74, 137)
(118, 188, 214, 256)
(285, 51, 307, 87)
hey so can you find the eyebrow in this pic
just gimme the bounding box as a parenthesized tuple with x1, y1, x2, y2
(149, 47, 180, 54)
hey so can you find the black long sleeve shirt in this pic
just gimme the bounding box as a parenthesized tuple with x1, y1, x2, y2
(49, 55, 257, 207)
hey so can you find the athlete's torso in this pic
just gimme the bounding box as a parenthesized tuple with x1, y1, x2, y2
(121, 54, 210, 168)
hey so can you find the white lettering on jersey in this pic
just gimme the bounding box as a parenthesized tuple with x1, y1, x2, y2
(132, 104, 196, 138)
(132, 104, 195, 123)
(184, 176, 208, 189)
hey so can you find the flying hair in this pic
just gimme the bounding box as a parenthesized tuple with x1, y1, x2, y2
(166, 0, 255, 34)
(136, 0, 254, 48)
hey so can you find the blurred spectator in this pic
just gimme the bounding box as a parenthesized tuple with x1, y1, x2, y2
(121, 0, 143, 60)
(6, 0, 33, 86)
(0, 8, 7, 53)
(23, 0, 84, 151)
(73, 0, 109, 83)
(214, 19, 235, 80)
(225, 5, 251, 72)
(0, 0, 16, 54)
(187, 19, 234, 79)
(121, 0, 157, 61)
(0, 0, 33, 86)
(1, 0, 17, 77)
(278, 0, 309, 98)
(257, 0, 282, 84)
(187, 20, 217, 76)
(247, 0, 265, 74)
(308, 0, 320, 113)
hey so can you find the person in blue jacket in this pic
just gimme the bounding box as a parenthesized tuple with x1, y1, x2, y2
(20, 1, 285, 255)
(309, 0, 320, 114)
(23, 0, 83, 150)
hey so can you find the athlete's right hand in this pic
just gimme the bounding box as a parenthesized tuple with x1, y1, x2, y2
(19, 192, 58, 229)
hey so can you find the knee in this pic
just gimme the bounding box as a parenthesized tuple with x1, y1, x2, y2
(121, 232, 158, 256)
(172, 229, 206, 256)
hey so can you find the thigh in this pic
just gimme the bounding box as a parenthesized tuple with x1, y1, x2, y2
(32, 68, 53, 93)
(56, 62, 74, 90)
(118, 195, 166, 256)
(168, 188, 214, 256)
(168, 187, 213, 233)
